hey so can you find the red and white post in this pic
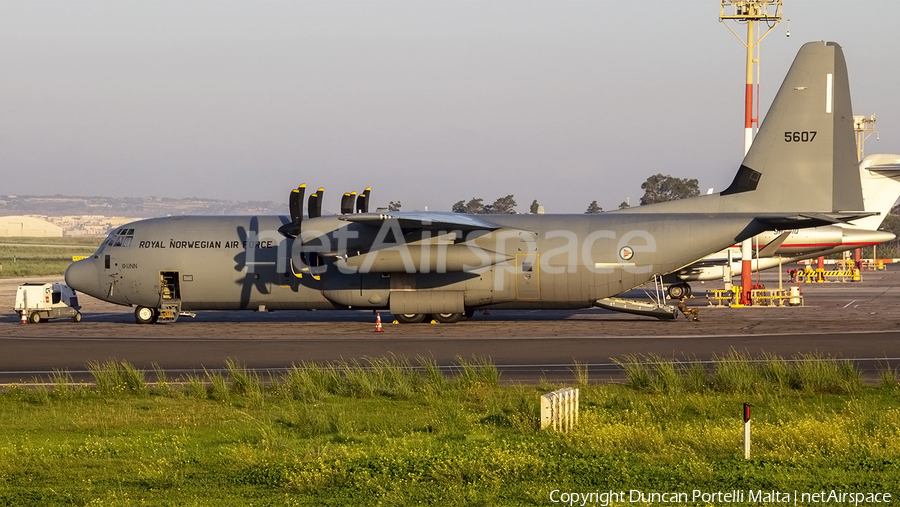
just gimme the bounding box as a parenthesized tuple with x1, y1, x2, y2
(739, 18, 755, 306)
(720, 2, 783, 306)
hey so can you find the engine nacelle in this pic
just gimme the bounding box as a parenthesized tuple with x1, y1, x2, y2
(336, 245, 512, 273)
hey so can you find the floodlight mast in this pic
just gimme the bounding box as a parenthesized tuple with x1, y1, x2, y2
(719, 0, 782, 306)
(854, 115, 877, 162)
(719, 0, 783, 155)
(852, 115, 877, 265)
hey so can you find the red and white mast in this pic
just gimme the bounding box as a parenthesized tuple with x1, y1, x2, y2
(719, 0, 783, 306)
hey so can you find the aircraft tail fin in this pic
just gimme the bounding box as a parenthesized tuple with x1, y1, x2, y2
(720, 41, 862, 212)
(618, 41, 864, 216)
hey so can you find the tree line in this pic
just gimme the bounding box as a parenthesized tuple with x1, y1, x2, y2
(451, 196, 518, 214)
(445, 174, 699, 214)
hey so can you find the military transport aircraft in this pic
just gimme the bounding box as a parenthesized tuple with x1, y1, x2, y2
(66, 41, 873, 323)
(664, 153, 900, 297)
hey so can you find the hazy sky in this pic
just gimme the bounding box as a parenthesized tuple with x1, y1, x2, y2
(1, 1, 897, 213)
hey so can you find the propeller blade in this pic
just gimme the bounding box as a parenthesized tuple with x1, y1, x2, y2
(356, 187, 371, 213)
(308, 187, 324, 219)
(277, 222, 300, 237)
(278, 184, 306, 237)
(340, 192, 357, 215)
(289, 184, 306, 226)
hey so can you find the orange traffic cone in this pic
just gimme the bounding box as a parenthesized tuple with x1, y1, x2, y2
(374, 312, 384, 332)
(21, 311, 27, 325)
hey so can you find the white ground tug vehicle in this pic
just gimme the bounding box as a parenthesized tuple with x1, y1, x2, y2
(14, 282, 82, 323)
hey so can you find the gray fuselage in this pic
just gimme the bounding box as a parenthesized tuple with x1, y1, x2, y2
(65, 213, 766, 314)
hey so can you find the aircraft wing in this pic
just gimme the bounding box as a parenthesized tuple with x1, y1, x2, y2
(755, 231, 791, 258)
(339, 212, 502, 231)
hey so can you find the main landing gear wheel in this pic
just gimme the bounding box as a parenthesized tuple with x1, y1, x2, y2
(134, 306, 158, 325)
(394, 313, 426, 324)
(433, 313, 462, 324)
(667, 283, 692, 299)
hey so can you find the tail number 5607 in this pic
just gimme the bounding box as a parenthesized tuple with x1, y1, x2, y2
(784, 131, 817, 142)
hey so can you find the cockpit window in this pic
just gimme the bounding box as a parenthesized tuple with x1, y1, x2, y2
(104, 228, 136, 249)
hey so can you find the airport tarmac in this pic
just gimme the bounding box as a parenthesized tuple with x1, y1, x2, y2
(2, 267, 899, 383)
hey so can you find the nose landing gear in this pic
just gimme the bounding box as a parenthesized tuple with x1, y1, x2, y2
(134, 306, 159, 324)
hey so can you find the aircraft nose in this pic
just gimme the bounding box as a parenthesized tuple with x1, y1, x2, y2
(65, 258, 103, 299)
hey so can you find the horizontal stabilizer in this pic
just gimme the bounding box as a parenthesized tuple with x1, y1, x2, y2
(754, 212, 877, 230)
(864, 154, 900, 172)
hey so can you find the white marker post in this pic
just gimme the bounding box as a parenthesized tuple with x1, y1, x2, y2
(743, 402, 751, 459)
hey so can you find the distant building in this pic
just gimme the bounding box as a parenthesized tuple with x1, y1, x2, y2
(0, 215, 63, 237)
(45, 215, 141, 236)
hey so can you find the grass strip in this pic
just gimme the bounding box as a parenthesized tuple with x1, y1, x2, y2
(1, 355, 898, 505)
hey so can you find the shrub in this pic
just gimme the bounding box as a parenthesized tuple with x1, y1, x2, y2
(711, 350, 758, 393)
(87, 360, 146, 395)
(225, 358, 262, 398)
(617, 355, 652, 390)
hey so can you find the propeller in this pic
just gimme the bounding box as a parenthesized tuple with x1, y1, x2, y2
(276, 184, 337, 279)
(356, 187, 371, 213)
(278, 184, 306, 238)
(340, 192, 357, 215)
(234, 216, 271, 305)
(308, 187, 324, 219)
(276, 184, 372, 276)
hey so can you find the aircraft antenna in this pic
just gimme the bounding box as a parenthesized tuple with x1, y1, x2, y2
(719, 0, 782, 307)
